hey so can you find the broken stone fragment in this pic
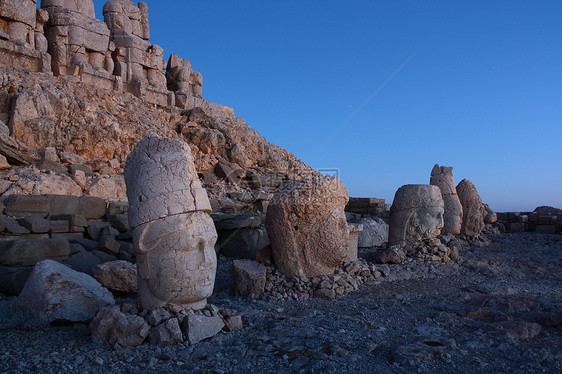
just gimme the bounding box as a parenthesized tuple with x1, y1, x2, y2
(92, 260, 137, 293)
(16, 259, 115, 323)
(148, 318, 183, 346)
(232, 260, 266, 296)
(90, 305, 149, 347)
(181, 314, 224, 345)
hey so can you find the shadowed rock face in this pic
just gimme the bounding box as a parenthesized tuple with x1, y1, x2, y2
(265, 176, 350, 277)
(389, 184, 444, 248)
(125, 134, 217, 311)
(430, 164, 463, 235)
(456, 179, 485, 236)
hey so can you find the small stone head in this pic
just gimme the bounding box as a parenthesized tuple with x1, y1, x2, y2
(389, 185, 444, 248)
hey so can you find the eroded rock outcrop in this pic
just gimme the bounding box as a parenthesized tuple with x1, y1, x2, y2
(125, 134, 217, 311)
(430, 164, 463, 235)
(388, 184, 444, 248)
(265, 176, 350, 277)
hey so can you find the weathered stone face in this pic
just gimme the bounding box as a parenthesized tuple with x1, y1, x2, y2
(388, 184, 444, 248)
(430, 164, 463, 235)
(456, 179, 485, 236)
(265, 176, 350, 277)
(125, 134, 217, 311)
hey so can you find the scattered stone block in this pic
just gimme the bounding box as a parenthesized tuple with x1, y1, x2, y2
(90, 305, 149, 347)
(107, 213, 129, 232)
(508, 222, 525, 232)
(223, 315, 243, 332)
(98, 237, 121, 255)
(69, 164, 95, 176)
(0, 238, 70, 266)
(181, 314, 224, 345)
(92, 260, 137, 293)
(147, 308, 172, 326)
(18, 216, 51, 233)
(15, 259, 115, 323)
(63, 248, 103, 276)
(232, 260, 266, 296)
(534, 225, 556, 234)
(149, 318, 183, 346)
(4, 217, 31, 235)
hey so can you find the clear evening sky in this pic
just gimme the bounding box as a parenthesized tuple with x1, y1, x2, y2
(86, 1, 561, 212)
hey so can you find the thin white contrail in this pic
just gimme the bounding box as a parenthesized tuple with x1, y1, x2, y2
(313, 50, 418, 154)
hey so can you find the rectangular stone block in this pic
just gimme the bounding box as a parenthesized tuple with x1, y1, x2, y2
(0, 238, 70, 266)
(52, 214, 87, 228)
(4, 194, 50, 217)
(18, 216, 51, 233)
(78, 196, 107, 219)
(50, 220, 70, 233)
(47, 194, 80, 216)
(496, 212, 508, 222)
(534, 225, 556, 234)
(50, 232, 84, 241)
(508, 222, 526, 232)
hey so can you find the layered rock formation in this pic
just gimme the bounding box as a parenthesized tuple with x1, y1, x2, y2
(125, 134, 217, 311)
(265, 176, 350, 277)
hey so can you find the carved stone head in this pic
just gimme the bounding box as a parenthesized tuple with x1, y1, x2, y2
(389, 184, 444, 248)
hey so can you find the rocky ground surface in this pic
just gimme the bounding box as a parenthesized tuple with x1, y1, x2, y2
(0, 232, 560, 373)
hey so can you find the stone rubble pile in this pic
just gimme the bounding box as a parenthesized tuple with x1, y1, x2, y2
(258, 260, 390, 301)
(90, 302, 243, 347)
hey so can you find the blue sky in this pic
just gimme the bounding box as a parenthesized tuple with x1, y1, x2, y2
(87, 0, 561, 211)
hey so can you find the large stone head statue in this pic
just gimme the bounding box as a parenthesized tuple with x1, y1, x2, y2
(430, 164, 463, 235)
(266, 175, 350, 277)
(456, 179, 486, 236)
(389, 184, 444, 248)
(125, 134, 217, 311)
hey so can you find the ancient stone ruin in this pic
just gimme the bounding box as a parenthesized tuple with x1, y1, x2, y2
(388, 184, 444, 248)
(456, 178, 486, 236)
(265, 175, 350, 277)
(430, 164, 463, 235)
(124, 134, 216, 312)
(0, 0, 227, 110)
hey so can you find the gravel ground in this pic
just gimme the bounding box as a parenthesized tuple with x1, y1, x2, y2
(0, 232, 561, 373)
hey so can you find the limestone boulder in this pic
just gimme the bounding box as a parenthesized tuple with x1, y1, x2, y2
(92, 260, 137, 293)
(15, 259, 115, 322)
(430, 164, 463, 235)
(265, 176, 350, 277)
(355, 218, 389, 248)
(388, 185, 444, 248)
(149, 318, 183, 346)
(456, 179, 485, 236)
